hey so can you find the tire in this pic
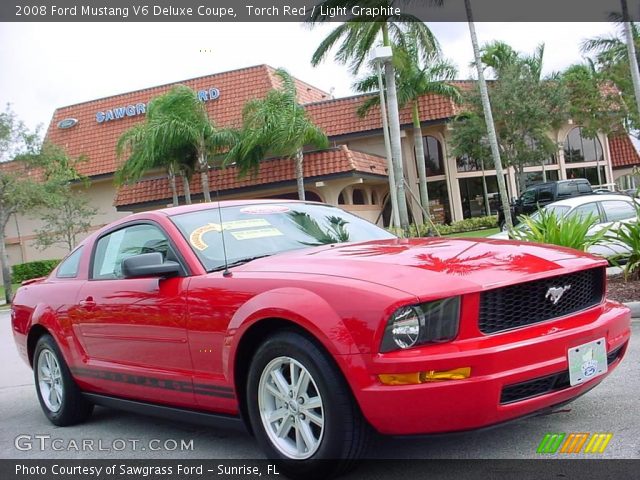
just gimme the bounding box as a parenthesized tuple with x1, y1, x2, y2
(33, 334, 93, 426)
(246, 331, 370, 479)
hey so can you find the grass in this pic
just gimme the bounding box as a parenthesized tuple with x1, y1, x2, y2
(442, 227, 500, 238)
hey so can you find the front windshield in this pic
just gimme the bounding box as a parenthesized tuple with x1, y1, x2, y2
(170, 202, 396, 272)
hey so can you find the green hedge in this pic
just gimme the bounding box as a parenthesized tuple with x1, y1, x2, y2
(435, 216, 498, 235)
(388, 215, 498, 237)
(12, 259, 61, 283)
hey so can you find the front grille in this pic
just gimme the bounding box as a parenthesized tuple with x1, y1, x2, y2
(500, 342, 626, 404)
(479, 268, 604, 334)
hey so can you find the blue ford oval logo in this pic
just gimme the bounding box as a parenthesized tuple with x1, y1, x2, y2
(57, 118, 78, 129)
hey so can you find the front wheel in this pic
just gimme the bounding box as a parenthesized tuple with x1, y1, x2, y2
(246, 331, 370, 479)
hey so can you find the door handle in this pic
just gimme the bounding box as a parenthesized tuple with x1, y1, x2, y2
(79, 296, 96, 309)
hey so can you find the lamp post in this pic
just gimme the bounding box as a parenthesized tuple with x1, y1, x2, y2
(371, 46, 400, 229)
(371, 46, 410, 231)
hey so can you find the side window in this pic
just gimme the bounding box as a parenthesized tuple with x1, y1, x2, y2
(570, 203, 602, 223)
(601, 201, 637, 222)
(520, 189, 536, 204)
(92, 224, 171, 280)
(537, 188, 553, 203)
(56, 247, 83, 278)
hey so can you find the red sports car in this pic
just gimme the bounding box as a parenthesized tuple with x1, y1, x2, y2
(11, 200, 631, 477)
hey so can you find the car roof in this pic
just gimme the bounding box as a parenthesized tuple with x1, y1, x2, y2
(547, 194, 632, 208)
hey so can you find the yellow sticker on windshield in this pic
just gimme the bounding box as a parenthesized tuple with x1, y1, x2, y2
(223, 219, 270, 230)
(189, 219, 272, 250)
(189, 223, 221, 251)
(230, 228, 283, 240)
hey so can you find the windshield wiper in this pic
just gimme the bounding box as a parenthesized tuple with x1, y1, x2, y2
(208, 254, 273, 273)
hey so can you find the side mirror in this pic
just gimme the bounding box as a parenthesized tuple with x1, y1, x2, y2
(122, 252, 181, 279)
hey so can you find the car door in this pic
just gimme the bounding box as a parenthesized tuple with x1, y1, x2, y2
(596, 199, 638, 257)
(73, 222, 196, 407)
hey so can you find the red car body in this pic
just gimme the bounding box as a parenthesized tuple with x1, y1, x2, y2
(11, 200, 631, 439)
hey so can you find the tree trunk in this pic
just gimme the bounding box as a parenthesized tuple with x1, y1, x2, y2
(0, 220, 13, 304)
(622, 0, 640, 121)
(168, 168, 179, 207)
(295, 149, 305, 201)
(385, 64, 410, 230)
(182, 176, 192, 204)
(375, 57, 400, 228)
(465, 0, 513, 229)
(480, 159, 491, 216)
(198, 141, 212, 202)
(412, 102, 430, 219)
(382, 25, 410, 231)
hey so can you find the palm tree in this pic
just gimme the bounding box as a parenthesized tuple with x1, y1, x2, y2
(145, 85, 217, 202)
(116, 85, 221, 204)
(116, 123, 182, 206)
(354, 38, 460, 218)
(225, 69, 328, 200)
(464, 0, 513, 229)
(582, 13, 640, 129)
(308, 0, 443, 230)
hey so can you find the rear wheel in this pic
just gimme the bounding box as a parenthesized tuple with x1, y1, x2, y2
(246, 331, 370, 479)
(33, 335, 93, 426)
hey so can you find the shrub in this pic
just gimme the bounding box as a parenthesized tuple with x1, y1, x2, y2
(435, 216, 498, 235)
(510, 210, 607, 251)
(387, 216, 498, 237)
(12, 259, 61, 283)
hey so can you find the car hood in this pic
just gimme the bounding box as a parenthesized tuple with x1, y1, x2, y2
(239, 238, 606, 299)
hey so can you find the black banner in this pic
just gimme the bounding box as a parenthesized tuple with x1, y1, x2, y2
(3, 0, 640, 23)
(3, 459, 640, 480)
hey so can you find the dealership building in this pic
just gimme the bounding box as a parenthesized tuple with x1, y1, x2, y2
(3, 64, 640, 274)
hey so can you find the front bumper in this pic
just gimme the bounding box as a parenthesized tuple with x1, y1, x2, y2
(351, 301, 630, 435)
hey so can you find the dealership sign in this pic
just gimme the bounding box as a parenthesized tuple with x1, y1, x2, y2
(96, 87, 220, 123)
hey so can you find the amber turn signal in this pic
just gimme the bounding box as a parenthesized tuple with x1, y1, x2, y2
(378, 367, 471, 386)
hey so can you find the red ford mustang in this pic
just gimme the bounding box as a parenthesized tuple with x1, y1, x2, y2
(11, 200, 631, 477)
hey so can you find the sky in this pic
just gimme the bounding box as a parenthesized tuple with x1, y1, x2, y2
(0, 21, 621, 133)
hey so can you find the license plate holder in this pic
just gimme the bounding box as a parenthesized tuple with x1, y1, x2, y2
(568, 338, 607, 386)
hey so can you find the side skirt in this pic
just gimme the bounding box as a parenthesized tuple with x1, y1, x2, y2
(83, 393, 248, 433)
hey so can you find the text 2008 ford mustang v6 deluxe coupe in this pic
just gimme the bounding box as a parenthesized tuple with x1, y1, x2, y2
(11, 200, 630, 477)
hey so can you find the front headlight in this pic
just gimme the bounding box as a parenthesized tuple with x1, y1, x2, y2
(380, 297, 461, 352)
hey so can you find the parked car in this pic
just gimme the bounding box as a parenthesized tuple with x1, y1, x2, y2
(12, 200, 630, 478)
(498, 178, 593, 229)
(490, 194, 639, 259)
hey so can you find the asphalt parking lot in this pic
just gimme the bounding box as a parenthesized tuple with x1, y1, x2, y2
(1, 310, 638, 463)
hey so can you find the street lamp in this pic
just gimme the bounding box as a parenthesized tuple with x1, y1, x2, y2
(370, 46, 400, 229)
(370, 46, 410, 231)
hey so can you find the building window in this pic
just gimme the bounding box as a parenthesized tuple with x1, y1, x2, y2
(522, 170, 559, 188)
(458, 176, 508, 219)
(566, 166, 607, 186)
(338, 192, 345, 204)
(352, 188, 366, 205)
(426, 180, 451, 224)
(457, 154, 478, 172)
(421, 136, 445, 176)
(564, 127, 604, 163)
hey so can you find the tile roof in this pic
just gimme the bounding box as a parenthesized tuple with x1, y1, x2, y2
(44, 65, 330, 179)
(306, 90, 460, 138)
(114, 145, 388, 208)
(608, 134, 640, 168)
